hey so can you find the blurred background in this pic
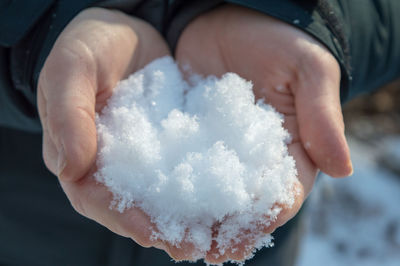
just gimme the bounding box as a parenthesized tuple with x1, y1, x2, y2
(297, 82, 400, 266)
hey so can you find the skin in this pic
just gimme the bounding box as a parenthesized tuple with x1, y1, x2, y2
(38, 6, 178, 257)
(37, 5, 353, 265)
(175, 4, 353, 263)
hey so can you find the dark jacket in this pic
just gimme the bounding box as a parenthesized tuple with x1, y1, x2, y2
(2, 0, 400, 132)
(1, 1, 399, 265)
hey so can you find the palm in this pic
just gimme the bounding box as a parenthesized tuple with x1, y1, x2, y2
(176, 4, 352, 263)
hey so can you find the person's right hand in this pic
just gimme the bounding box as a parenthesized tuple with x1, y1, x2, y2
(37, 7, 195, 260)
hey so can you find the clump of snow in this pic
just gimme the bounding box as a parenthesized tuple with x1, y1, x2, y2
(95, 56, 298, 262)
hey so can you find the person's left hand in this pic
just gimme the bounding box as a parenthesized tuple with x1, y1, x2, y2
(175, 4, 353, 264)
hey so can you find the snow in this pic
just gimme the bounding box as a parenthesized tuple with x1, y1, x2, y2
(95, 56, 298, 261)
(297, 137, 400, 266)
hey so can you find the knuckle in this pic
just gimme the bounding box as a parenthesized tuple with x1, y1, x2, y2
(68, 192, 88, 218)
(58, 42, 96, 75)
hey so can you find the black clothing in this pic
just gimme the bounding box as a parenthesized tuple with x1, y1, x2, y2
(1, 0, 400, 265)
(2, 0, 400, 131)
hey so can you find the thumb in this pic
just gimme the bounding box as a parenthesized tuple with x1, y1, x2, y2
(295, 62, 353, 177)
(38, 47, 98, 182)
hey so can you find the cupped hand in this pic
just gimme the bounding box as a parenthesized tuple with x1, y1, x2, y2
(37, 7, 194, 260)
(176, 4, 353, 263)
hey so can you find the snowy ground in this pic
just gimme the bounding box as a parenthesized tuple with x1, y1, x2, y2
(296, 136, 400, 266)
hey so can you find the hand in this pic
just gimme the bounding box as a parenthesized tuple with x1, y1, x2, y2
(37, 7, 192, 259)
(176, 4, 353, 263)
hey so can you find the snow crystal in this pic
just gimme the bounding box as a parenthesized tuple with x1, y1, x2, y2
(95, 56, 298, 262)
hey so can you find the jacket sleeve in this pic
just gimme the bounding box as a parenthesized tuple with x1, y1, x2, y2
(0, 0, 164, 132)
(166, 0, 400, 103)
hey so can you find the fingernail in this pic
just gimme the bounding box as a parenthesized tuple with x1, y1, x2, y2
(348, 160, 354, 176)
(57, 144, 67, 178)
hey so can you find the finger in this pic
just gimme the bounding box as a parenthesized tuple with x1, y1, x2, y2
(260, 142, 316, 234)
(204, 240, 228, 264)
(61, 169, 198, 258)
(39, 46, 98, 182)
(294, 62, 353, 177)
(163, 240, 198, 262)
(225, 238, 254, 262)
(60, 174, 205, 260)
(59, 174, 158, 248)
(205, 226, 254, 264)
(254, 84, 296, 116)
(38, 88, 59, 172)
